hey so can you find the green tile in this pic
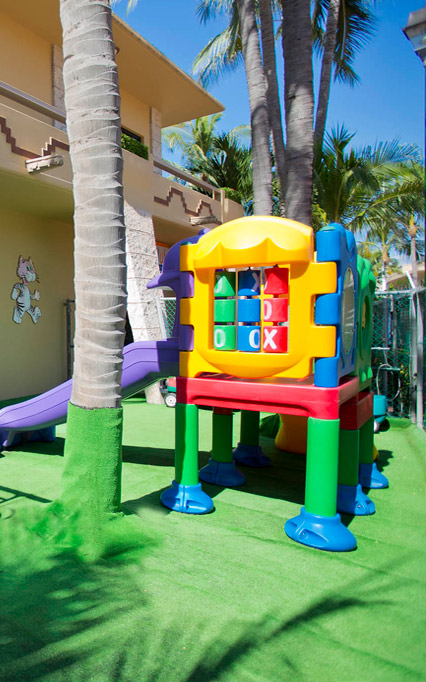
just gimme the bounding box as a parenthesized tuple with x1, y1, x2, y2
(214, 298, 236, 323)
(213, 325, 236, 350)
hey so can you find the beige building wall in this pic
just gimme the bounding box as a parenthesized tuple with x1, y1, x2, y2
(121, 90, 150, 144)
(0, 13, 52, 112)
(0, 209, 74, 400)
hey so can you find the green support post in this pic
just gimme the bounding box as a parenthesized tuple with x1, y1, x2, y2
(212, 409, 233, 463)
(175, 402, 199, 486)
(161, 402, 214, 514)
(233, 410, 271, 467)
(359, 416, 374, 465)
(199, 408, 246, 487)
(240, 410, 260, 447)
(305, 417, 340, 517)
(285, 416, 357, 551)
(358, 414, 388, 489)
(338, 429, 360, 486)
(337, 426, 376, 516)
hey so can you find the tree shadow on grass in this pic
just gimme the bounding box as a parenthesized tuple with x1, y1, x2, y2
(0, 500, 412, 682)
(123, 487, 173, 516)
(121, 445, 212, 470)
(1, 437, 66, 458)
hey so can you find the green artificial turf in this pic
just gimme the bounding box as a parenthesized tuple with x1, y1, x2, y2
(0, 401, 425, 682)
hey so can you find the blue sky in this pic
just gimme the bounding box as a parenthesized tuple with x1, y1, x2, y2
(113, 1, 425, 154)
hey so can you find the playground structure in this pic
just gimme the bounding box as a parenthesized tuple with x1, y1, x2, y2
(154, 216, 389, 552)
(0, 216, 388, 552)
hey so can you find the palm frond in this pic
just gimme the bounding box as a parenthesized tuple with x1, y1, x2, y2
(312, 0, 377, 85)
(334, 0, 377, 83)
(196, 0, 235, 24)
(192, 24, 243, 87)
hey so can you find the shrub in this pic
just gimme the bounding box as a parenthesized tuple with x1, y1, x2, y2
(121, 134, 149, 160)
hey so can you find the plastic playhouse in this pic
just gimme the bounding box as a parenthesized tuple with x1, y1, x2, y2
(152, 216, 389, 552)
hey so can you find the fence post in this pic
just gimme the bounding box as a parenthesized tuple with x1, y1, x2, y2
(415, 291, 424, 428)
(410, 293, 418, 423)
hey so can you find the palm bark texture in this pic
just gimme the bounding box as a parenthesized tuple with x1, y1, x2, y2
(60, 0, 127, 411)
(281, 0, 314, 224)
(259, 0, 286, 212)
(236, 0, 273, 215)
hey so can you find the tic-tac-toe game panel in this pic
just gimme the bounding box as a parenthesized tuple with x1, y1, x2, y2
(178, 216, 351, 383)
(213, 266, 289, 354)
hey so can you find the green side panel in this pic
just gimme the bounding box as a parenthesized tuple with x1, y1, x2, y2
(214, 325, 236, 350)
(240, 410, 260, 446)
(305, 417, 340, 517)
(214, 270, 236, 297)
(214, 299, 236, 323)
(353, 255, 375, 389)
(338, 428, 360, 486)
(359, 416, 374, 465)
(175, 403, 199, 486)
(61, 402, 123, 515)
(212, 411, 233, 463)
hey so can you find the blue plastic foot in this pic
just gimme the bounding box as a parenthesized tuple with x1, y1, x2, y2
(337, 483, 375, 515)
(199, 459, 246, 487)
(232, 443, 271, 467)
(160, 481, 214, 514)
(285, 507, 357, 552)
(359, 462, 389, 489)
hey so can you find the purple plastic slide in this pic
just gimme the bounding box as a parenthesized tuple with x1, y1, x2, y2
(0, 339, 179, 448)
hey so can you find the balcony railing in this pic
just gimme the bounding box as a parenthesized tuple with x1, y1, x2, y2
(0, 79, 242, 226)
(153, 156, 225, 224)
(153, 157, 224, 202)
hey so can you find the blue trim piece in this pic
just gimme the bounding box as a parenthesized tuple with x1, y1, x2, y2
(337, 483, 376, 515)
(315, 293, 341, 325)
(315, 223, 358, 387)
(232, 442, 271, 467)
(199, 459, 246, 487)
(359, 462, 389, 489)
(160, 481, 214, 514)
(285, 507, 357, 551)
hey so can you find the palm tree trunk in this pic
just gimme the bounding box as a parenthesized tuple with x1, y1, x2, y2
(59, 0, 127, 516)
(281, 0, 314, 225)
(259, 0, 286, 214)
(314, 0, 340, 150)
(236, 0, 273, 215)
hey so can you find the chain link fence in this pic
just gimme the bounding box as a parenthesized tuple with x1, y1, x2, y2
(372, 290, 425, 427)
(159, 297, 177, 338)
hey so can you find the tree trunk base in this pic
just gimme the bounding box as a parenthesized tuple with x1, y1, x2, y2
(145, 382, 164, 405)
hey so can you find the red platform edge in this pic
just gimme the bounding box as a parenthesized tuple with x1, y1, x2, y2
(177, 375, 360, 420)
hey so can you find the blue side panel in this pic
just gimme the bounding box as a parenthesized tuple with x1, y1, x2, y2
(314, 223, 358, 387)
